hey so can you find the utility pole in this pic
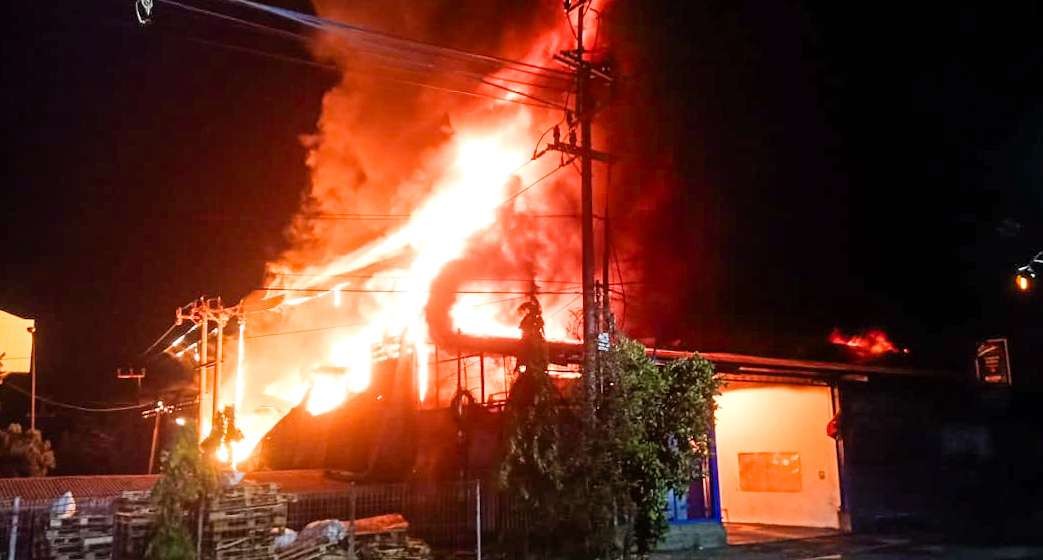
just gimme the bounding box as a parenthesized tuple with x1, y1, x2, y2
(578, 6, 597, 407)
(142, 399, 194, 473)
(176, 297, 242, 441)
(146, 401, 167, 474)
(199, 311, 209, 435)
(551, 0, 614, 412)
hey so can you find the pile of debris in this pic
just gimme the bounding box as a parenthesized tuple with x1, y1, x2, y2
(357, 537, 431, 560)
(274, 514, 431, 560)
(40, 500, 114, 560)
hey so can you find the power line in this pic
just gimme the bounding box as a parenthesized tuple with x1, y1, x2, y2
(213, 0, 573, 80)
(155, 0, 571, 109)
(258, 287, 582, 295)
(245, 322, 367, 340)
(140, 321, 179, 356)
(267, 272, 581, 285)
(191, 212, 586, 223)
(2, 384, 154, 413)
(498, 158, 574, 208)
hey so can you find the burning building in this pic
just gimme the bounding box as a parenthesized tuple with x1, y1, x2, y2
(157, 0, 608, 469)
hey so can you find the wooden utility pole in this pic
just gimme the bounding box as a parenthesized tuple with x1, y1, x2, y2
(142, 398, 195, 473)
(578, 6, 597, 405)
(551, 0, 614, 411)
(147, 403, 163, 474)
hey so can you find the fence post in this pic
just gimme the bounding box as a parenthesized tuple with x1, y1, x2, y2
(196, 499, 204, 560)
(348, 483, 356, 560)
(475, 480, 481, 560)
(8, 496, 20, 560)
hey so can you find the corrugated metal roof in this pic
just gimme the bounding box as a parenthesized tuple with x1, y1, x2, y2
(0, 469, 350, 502)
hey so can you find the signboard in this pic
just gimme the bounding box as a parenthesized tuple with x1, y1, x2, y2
(0, 310, 35, 375)
(975, 338, 1012, 385)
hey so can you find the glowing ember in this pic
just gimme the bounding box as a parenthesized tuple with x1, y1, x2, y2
(829, 328, 909, 358)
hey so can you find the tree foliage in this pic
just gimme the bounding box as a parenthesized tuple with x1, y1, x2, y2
(500, 300, 719, 558)
(0, 423, 55, 477)
(599, 339, 718, 554)
(147, 424, 217, 560)
(499, 296, 571, 554)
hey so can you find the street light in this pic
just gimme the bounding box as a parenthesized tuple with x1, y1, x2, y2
(1015, 251, 1043, 292)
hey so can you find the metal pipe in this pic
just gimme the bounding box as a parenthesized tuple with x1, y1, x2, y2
(475, 480, 482, 560)
(9, 496, 20, 560)
(831, 383, 851, 532)
(434, 346, 441, 408)
(28, 327, 36, 432)
(348, 482, 357, 559)
(479, 353, 485, 404)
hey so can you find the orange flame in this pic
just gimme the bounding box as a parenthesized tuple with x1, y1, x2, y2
(196, 1, 610, 468)
(828, 328, 909, 359)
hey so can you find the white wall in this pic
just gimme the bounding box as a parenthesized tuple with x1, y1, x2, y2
(715, 383, 841, 528)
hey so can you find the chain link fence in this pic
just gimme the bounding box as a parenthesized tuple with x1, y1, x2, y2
(0, 480, 517, 559)
(0, 496, 117, 560)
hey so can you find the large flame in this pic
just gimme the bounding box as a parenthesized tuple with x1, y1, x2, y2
(194, 0, 607, 467)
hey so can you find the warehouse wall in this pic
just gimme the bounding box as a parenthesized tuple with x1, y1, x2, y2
(714, 382, 841, 528)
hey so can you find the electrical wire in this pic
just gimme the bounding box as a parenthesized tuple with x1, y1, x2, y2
(153, 13, 567, 108)
(498, 157, 575, 208)
(139, 322, 179, 356)
(2, 384, 154, 413)
(245, 322, 368, 340)
(214, 0, 572, 79)
(267, 272, 581, 285)
(149, 5, 568, 109)
(244, 291, 537, 339)
(156, 0, 572, 108)
(194, 212, 585, 223)
(257, 287, 582, 295)
(251, 159, 574, 307)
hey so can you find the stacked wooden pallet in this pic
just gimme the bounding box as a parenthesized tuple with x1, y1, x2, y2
(113, 490, 156, 560)
(40, 513, 115, 560)
(203, 482, 292, 560)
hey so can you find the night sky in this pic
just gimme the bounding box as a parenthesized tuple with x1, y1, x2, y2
(3, 0, 1043, 425)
